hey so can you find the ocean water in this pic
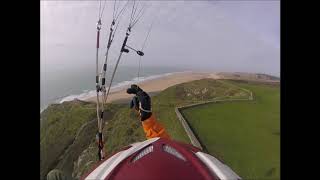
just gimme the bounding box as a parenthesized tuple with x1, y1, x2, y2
(40, 65, 185, 112)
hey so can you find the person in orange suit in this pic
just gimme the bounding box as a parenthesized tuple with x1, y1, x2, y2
(127, 84, 170, 139)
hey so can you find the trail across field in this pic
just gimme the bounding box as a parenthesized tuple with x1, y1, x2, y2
(181, 80, 280, 179)
(174, 80, 254, 150)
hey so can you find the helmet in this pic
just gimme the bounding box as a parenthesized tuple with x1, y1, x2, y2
(82, 138, 241, 180)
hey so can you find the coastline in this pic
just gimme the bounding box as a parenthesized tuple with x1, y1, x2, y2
(41, 71, 218, 113)
(84, 71, 220, 103)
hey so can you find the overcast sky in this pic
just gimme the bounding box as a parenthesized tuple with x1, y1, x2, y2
(41, 1, 280, 76)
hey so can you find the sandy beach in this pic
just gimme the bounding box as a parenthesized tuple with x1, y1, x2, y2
(84, 72, 221, 103)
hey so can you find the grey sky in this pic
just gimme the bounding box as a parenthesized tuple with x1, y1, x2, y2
(41, 1, 280, 76)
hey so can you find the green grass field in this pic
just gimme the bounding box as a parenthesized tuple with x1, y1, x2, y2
(181, 80, 280, 179)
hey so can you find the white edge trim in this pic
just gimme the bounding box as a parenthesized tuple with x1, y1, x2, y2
(195, 152, 241, 180)
(85, 137, 160, 180)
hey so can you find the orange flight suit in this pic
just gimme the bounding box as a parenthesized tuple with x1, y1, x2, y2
(141, 114, 170, 139)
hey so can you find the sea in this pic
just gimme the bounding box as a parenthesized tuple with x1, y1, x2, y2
(40, 65, 187, 112)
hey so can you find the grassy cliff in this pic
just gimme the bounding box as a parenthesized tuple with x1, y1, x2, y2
(40, 79, 252, 179)
(40, 100, 96, 180)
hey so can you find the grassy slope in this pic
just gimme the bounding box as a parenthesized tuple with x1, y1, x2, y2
(181, 80, 280, 179)
(40, 101, 96, 180)
(40, 79, 250, 179)
(71, 105, 148, 179)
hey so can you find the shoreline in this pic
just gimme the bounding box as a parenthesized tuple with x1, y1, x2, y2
(84, 71, 220, 103)
(40, 71, 213, 112)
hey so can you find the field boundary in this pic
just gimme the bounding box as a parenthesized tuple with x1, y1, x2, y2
(174, 81, 254, 149)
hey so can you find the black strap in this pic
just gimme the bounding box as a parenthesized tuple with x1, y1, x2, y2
(97, 132, 104, 161)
